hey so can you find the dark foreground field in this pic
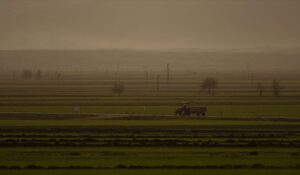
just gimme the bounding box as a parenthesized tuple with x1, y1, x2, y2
(0, 114, 299, 175)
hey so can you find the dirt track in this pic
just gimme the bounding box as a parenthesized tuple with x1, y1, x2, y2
(0, 112, 300, 121)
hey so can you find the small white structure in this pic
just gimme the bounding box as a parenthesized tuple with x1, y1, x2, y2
(73, 105, 81, 113)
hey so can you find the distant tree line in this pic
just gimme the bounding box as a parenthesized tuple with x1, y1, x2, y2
(11, 69, 285, 97)
(17, 70, 62, 80)
(199, 77, 283, 97)
(256, 80, 283, 97)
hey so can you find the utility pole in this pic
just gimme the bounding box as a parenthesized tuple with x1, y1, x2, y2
(156, 75, 160, 96)
(145, 70, 149, 87)
(13, 71, 16, 80)
(166, 63, 170, 92)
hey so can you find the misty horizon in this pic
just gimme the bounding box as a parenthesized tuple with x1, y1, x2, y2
(1, 49, 300, 73)
(1, 1, 300, 174)
(1, 0, 300, 74)
(1, 0, 300, 50)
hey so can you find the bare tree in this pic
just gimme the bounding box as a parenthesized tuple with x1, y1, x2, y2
(55, 71, 61, 80)
(256, 82, 265, 97)
(36, 70, 42, 80)
(272, 80, 283, 97)
(13, 71, 16, 80)
(112, 82, 125, 96)
(201, 77, 218, 95)
(21, 69, 33, 80)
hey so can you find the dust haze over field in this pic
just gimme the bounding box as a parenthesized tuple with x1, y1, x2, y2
(0, 0, 300, 73)
(1, 49, 300, 72)
(1, 0, 300, 49)
(1, 1, 300, 175)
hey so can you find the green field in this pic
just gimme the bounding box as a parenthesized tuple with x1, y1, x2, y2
(0, 73, 300, 174)
(0, 147, 299, 167)
(0, 119, 299, 126)
(0, 117, 299, 175)
(1, 170, 300, 175)
(0, 146, 299, 175)
(1, 104, 300, 117)
(0, 75, 300, 117)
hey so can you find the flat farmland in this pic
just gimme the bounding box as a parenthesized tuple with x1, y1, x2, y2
(0, 72, 299, 175)
(0, 73, 300, 117)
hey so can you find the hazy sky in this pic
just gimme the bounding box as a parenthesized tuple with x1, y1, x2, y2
(0, 0, 300, 50)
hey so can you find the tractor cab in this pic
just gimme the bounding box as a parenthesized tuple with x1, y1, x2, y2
(175, 102, 191, 116)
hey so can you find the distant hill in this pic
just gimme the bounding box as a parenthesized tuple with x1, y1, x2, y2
(0, 49, 299, 72)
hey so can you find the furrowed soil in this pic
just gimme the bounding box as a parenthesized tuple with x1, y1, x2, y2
(0, 114, 299, 175)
